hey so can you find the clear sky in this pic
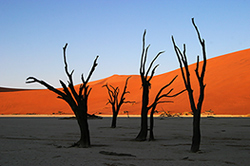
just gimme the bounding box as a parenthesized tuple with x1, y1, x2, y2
(1, 0, 249, 88)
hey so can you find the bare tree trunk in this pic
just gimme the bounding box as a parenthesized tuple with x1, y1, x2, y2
(76, 115, 90, 147)
(149, 105, 156, 141)
(136, 83, 149, 141)
(111, 112, 118, 128)
(136, 112, 148, 141)
(73, 103, 91, 148)
(191, 112, 201, 152)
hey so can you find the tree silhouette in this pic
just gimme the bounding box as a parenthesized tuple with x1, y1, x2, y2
(26, 43, 98, 148)
(102, 76, 135, 128)
(136, 30, 185, 141)
(172, 18, 207, 152)
(148, 76, 185, 141)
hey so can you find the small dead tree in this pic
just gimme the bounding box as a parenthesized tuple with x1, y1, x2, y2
(124, 111, 130, 118)
(102, 76, 135, 128)
(136, 30, 185, 141)
(172, 18, 207, 152)
(26, 43, 98, 148)
(148, 76, 185, 141)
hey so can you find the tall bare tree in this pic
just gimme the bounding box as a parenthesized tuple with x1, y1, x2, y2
(172, 18, 207, 152)
(103, 76, 135, 128)
(26, 43, 98, 148)
(136, 30, 185, 141)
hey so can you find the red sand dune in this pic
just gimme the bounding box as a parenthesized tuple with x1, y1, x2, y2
(1, 48, 250, 115)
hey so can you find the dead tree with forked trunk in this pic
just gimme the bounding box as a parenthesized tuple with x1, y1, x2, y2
(135, 30, 185, 141)
(26, 43, 98, 148)
(102, 76, 135, 128)
(172, 18, 207, 152)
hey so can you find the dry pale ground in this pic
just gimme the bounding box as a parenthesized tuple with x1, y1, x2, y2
(0, 117, 250, 166)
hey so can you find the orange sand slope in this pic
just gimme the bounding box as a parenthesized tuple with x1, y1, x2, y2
(1, 48, 250, 115)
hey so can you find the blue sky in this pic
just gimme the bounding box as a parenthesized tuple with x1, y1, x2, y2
(1, 0, 249, 88)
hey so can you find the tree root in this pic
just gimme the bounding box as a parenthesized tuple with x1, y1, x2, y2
(69, 140, 91, 148)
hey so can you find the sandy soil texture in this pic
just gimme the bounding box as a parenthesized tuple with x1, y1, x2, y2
(0, 117, 249, 166)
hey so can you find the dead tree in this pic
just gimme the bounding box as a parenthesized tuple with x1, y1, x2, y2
(148, 76, 185, 141)
(102, 76, 135, 128)
(26, 43, 98, 148)
(172, 18, 207, 152)
(136, 30, 185, 141)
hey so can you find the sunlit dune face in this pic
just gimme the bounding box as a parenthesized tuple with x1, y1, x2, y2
(1, 49, 250, 115)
